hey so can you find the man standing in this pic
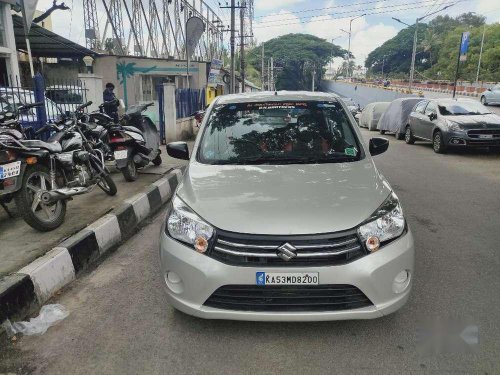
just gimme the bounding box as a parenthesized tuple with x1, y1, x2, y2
(102, 82, 119, 122)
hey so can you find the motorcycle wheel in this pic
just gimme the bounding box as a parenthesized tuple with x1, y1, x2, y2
(14, 164, 66, 232)
(120, 159, 138, 182)
(152, 154, 162, 166)
(97, 172, 118, 196)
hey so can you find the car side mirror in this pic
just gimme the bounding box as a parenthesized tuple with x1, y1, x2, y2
(167, 141, 189, 160)
(369, 137, 389, 156)
(487, 88, 491, 91)
(428, 112, 437, 121)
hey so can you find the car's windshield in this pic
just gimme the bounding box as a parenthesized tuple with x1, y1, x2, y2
(198, 100, 361, 165)
(438, 101, 491, 116)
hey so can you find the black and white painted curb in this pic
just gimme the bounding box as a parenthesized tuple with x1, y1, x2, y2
(0, 168, 183, 325)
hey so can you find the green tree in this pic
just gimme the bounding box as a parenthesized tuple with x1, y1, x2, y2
(420, 29, 440, 67)
(246, 34, 347, 90)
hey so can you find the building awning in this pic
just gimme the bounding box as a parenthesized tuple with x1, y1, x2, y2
(12, 14, 96, 58)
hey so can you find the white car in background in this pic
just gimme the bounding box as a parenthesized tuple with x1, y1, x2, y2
(480, 84, 500, 106)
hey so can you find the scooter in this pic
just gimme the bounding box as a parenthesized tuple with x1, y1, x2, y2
(108, 102, 162, 181)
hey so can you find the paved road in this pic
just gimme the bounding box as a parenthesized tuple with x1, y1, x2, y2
(1, 130, 499, 374)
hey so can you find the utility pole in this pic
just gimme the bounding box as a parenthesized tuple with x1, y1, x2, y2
(409, 18, 418, 92)
(392, 4, 454, 92)
(270, 56, 274, 91)
(240, 1, 245, 93)
(476, 23, 486, 84)
(230, 0, 236, 93)
(346, 14, 365, 80)
(261, 43, 265, 91)
(220, 1, 246, 94)
(312, 69, 315, 92)
(267, 59, 271, 90)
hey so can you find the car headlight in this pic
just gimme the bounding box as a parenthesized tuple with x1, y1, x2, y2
(166, 196, 214, 253)
(447, 121, 464, 132)
(358, 192, 405, 252)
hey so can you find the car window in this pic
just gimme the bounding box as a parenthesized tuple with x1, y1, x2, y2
(414, 101, 427, 114)
(424, 102, 437, 115)
(198, 100, 361, 165)
(493, 85, 500, 91)
(438, 101, 491, 116)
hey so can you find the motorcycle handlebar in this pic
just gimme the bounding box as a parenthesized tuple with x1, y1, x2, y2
(34, 124, 51, 135)
(76, 101, 93, 111)
(18, 101, 44, 112)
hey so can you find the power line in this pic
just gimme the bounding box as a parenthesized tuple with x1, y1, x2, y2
(253, 0, 467, 29)
(254, 0, 464, 26)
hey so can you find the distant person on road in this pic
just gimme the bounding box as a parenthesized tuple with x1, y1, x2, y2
(102, 82, 119, 122)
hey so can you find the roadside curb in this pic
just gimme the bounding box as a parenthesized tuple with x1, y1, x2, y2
(0, 168, 182, 325)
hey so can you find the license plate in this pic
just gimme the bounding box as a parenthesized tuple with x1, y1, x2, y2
(256, 272, 319, 286)
(0, 161, 21, 180)
(114, 150, 128, 159)
(478, 134, 493, 139)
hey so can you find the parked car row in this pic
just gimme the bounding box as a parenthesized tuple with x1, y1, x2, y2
(0, 99, 162, 231)
(359, 97, 500, 153)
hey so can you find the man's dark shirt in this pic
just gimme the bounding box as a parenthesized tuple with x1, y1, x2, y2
(102, 88, 118, 122)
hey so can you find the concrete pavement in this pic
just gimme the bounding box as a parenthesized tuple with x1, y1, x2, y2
(0, 130, 498, 374)
(0, 150, 185, 277)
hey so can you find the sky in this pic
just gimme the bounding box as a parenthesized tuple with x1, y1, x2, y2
(36, 0, 500, 69)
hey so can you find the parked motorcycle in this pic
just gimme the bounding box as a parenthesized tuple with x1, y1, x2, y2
(107, 102, 162, 181)
(0, 101, 117, 231)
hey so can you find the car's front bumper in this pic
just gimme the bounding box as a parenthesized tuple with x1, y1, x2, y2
(444, 130, 500, 147)
(159, 225, 415, 321)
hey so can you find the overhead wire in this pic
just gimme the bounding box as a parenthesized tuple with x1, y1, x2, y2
(254, 0, 467, 26)
(253, 0, 468, 29)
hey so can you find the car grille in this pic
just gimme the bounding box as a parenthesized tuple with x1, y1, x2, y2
(203, 284, 373, 312)
(207, 229, 366, 267)
(467, 129, 500, 138)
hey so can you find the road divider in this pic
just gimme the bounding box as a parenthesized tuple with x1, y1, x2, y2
(0, 168, 182, 327)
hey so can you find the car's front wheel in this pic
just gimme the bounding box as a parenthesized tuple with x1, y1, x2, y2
(480, 96, 488, 105)
(404, 126, 415, 144)
(433, 130, 447, 154)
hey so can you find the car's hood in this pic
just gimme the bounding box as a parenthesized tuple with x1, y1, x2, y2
(446, 114, 500, 128)
(176, 159, 391, 235)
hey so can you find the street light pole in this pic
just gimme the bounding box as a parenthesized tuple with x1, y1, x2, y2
(476, 23, 486, 83)
(409, 18, 419, 92)
(346, 14, 365, 79)
(392, 4, 454, 92)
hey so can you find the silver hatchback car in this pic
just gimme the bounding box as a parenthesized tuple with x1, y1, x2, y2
(160, 91, 414, 321)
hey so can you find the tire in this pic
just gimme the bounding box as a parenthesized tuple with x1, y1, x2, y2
(404, 125, 415, 144)
(120, 158, 138, 182)
(152, 154, 162, 166)
(14, 164, 66, 232)
(433, 130, 447, 154)
(480, 96, 488, 106)
(395, 132, 404, 140)
(98, 172, 117, 196)
(379, 130, 386, 135)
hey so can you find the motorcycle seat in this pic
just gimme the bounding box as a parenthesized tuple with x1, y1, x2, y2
(22, 140, 62, 153)
(122, 125, 143, 134)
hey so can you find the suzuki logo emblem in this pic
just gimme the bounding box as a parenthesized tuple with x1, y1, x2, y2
(276, 243, 297, 261)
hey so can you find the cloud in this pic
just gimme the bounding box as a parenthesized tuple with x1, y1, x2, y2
(253, 10, 304, 43)
(255, 0, 306, 11)
(350, 23, 398, 65)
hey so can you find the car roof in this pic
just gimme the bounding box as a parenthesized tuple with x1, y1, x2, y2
(215, 91, 340, 104)
(429, 98, 478, 104)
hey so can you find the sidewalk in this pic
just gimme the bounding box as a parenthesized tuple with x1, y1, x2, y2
(0, 142, 192, 277)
